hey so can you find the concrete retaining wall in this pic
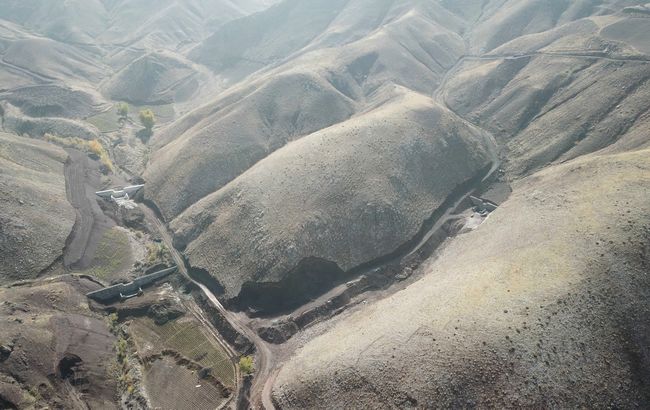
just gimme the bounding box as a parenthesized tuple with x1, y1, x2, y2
(86, 266, 177, 302)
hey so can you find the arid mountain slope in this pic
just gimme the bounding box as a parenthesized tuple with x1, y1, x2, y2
(445, 54, 650, 175)
(146, 0, 469, 221)
(170, 90, 495, 304)
(0, 277, 118, 409)
(274, 147, 650, 408)
(0, 1, 647, 407)
(102, 51, 201, 105)
(145, 0, 649, 310)
(0, 133, 75, 283)
(0, 0, 277, 49)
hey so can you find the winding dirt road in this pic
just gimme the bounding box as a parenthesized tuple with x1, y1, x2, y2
(141, 205, 276, 409)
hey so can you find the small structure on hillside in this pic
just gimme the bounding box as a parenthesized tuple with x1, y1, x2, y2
(96, 185, 144, 210)
(469, 196, 498, 214)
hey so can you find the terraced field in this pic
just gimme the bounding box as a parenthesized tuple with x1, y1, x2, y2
(130, 317, 235, 387)
(144, 356, 228, 410)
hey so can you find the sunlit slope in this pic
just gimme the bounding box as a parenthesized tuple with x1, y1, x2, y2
(444, 12, 650, 176)
(274, 147, 650, 408)
(169, 90, 494, 301)
(146, 0, 467, 220)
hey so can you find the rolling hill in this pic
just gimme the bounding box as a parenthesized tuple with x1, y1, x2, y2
(0, 0, 648, 408)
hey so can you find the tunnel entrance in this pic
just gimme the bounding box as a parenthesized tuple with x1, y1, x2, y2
(57, 354, 83, 383)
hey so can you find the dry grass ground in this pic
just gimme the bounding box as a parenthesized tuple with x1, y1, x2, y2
(143, 355, 228, 410)
(0, 132, 75, 283)
(76, 226, 134, 282)
(274, 147, 650, 408)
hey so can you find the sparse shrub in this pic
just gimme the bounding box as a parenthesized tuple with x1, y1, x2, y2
(239, 355, 254, 375)
(139, 109, 155, 130)
(146, 242, 170, 264)
(146, 242, 161, 264)
(116, 102, 129, 119)
(88, 139, 103, 156)
(116, 337, 128, 363)
(44, 134, 114, 173)
(107, 313, 119, 333)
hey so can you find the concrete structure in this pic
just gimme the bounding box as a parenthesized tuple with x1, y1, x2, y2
(469, 196, 498, 213)
(96, 185, 144, 210)
(86, 266, 177, 303)
(96, 185, 144, 200)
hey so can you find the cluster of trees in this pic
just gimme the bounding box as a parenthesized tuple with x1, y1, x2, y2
(115, 102, 156, 131)
(115, 102, 156, 141)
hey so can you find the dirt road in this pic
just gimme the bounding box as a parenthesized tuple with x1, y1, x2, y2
(63, 149, 115, 269)
(141, 204, 276, 409)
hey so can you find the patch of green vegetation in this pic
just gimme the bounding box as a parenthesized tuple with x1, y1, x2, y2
(86, 109, 121, 133)
(239, 355, 254, 375)
(107, 313, 119, 334)
(117, 102, 129, 120)
(86, 103, 174, 134)
(140, 104, 174, 122)
(138, 109, 155, 130)
(146, 242, 169, 265)
(116, 337, 128, 364)
(114, 334, 140, 399)
(79, 227, 132, 280)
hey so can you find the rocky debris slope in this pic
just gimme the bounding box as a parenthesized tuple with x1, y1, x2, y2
(273, 147, 650, 408)
(0, 133, 75, 283)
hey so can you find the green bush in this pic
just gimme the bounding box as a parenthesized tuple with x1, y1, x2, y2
(139, 109, 155, 130)
(117, 102, 129, 119)
(239, 355, 254, 375)
(107, 313, 119, 333)
(116, 337, 128, 364)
